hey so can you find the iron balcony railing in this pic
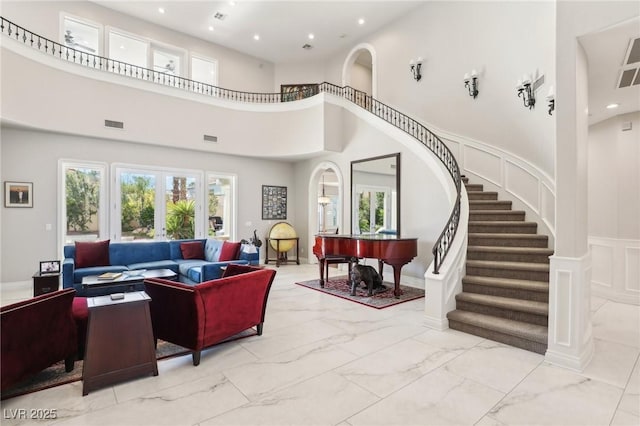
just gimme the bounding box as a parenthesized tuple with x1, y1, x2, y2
(1, 16, 462, 274)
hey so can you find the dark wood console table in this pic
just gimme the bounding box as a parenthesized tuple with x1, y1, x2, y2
(82, 291, 158, 395)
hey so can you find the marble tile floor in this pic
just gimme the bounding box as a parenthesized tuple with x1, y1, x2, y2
(0, 264, 638, 426)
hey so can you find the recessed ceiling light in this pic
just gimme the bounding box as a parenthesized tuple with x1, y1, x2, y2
(208, 26, 214, 31)
(253, 34, 260, 41)
(606, 103, 619, 109)
(308, 33, 315, 40)
(358, 18, 365, 25)
(229, 1, 236, 6)
(158, 7, 165, 14)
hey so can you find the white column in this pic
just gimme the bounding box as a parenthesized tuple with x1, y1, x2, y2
(546, 17, 593, 371)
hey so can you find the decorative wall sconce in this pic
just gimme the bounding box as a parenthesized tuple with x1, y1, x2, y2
(463, 70, 479, 98)
(409, 57, 423, 81)
(516, 75, 535, 109)
(546, 86, 555, 115)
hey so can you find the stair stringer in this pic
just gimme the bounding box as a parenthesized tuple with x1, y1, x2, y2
(424, 185, 469, 330)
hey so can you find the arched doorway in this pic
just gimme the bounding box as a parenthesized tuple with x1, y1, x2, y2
(308, 162, 343, 264)
(342, 43, 377, 98)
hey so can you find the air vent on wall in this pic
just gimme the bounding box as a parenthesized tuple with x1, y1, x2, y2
(203, 134, 218, 143)
(104, 119, 124, 129)
(213, 12, 227, 20)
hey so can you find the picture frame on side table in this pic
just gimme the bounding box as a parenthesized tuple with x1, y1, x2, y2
(4, 181, 33, 208)
(262, 185, 287, 220)
(40, 260, 61, 275)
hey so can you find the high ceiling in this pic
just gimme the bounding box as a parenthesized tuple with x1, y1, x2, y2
(90, 1, 639, 125)
(91, 1, 422, 63)
(580, 17, 640, 125)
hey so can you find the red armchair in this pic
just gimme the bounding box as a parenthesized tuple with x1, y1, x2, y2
(144, 264, 276, 366)
(1, 289, 78, 391)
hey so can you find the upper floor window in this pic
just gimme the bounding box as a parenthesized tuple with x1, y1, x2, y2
(191, 54, 218, 87)
(107, 28, 149, 69)
(60, 14, 102, 56)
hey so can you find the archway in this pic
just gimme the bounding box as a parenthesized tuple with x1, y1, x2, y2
(341, 43, 377, 98)
(308, 162, 344, 264)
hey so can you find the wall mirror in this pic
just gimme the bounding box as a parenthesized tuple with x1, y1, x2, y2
(351, 153, 400, 236)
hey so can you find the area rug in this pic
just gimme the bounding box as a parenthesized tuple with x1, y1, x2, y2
(295, 276, 424, 309)
(1, 330, 257, 400)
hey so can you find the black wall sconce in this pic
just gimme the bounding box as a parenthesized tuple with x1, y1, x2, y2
(409, 57, 423, 81)
(464, 70, 479, 98)
(516, 75, 535, 109)
(546, 86, 555, 115)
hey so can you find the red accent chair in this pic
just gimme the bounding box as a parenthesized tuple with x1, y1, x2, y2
(144, 264, 276, 366)
(1, 289, 78, 391)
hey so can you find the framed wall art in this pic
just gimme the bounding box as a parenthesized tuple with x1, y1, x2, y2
(4, 181, 33, 208)
(262, 185, 287, 220)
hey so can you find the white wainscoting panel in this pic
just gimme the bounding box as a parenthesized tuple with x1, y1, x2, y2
(590, 243, 614, 288)
(541, 182, 556, 234)
(625, 247, 640, 293)
(462, 145, 502, 186)
(505, 160, 541, 214)
(589, 237, 640, 305)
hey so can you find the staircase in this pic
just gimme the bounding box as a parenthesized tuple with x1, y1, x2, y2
(447, 178, 553, 354)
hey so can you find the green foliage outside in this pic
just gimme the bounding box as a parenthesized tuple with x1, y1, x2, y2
(66, 168, 100, 233)
(166, 199, 195, 239)
(121, 175, 155, 238)
(358, 191, 385, 234)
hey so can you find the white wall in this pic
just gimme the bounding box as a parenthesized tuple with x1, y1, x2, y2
(278, 2, 555, 180)
(588, 112, 640, 240)
(0, 0, 275, 93)
(0, 127, 295, 282)
(588, 112, 640, 304)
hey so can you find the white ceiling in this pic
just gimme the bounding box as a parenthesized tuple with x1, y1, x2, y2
(91, 1, 639, 125)
(91, 1, 422, 64)
(580, 17, 640, 125)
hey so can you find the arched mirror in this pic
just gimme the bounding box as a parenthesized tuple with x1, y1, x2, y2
(351, 153, 400, 236)
(317, 169, 339, 233)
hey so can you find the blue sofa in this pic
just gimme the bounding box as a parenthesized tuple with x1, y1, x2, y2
(63, 239, 259, 296)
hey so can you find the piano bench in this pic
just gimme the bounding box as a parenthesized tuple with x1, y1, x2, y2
(325, 256, 353, 279)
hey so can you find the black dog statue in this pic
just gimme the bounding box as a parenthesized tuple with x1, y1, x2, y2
(350, 264, 385, 296)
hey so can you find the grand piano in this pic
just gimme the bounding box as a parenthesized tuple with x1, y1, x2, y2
(313, 234, 418, 298)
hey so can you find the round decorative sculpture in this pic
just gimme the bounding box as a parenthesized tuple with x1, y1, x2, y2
(268, 222, 297, 252)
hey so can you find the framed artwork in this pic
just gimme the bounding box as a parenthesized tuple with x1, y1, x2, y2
(262, 185, 287, 220)
(40, 260, 61, 275)
(4, 181, 33, 208)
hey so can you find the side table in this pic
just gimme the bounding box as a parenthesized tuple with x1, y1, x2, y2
(32, 272, 60, 297)
(82, 291, 158, 395)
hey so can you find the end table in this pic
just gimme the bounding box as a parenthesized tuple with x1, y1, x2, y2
(32, 272, 60, 297)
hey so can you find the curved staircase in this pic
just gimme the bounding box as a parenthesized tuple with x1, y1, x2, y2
(447, 178, 553, 354)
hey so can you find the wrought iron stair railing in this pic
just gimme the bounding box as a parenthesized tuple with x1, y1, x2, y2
(1, 16, 462, 274)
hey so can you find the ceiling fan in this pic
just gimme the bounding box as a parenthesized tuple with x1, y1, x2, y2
(64, 30, 96, 53)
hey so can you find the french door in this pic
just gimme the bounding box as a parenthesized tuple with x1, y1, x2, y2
(112, 166, 203, 241)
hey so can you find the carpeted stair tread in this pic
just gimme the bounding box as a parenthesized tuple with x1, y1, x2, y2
(467, 246, 554, 262)
(469, 200, 513, 210)
(467, 246, 554, 255)
(463, 275, 549, 292)
(469, 232, 548, 243)
(455, 292, 548, 315)
(469, 210, 526, 221)
(467, 259, 549, 272)
(469, 221, 538, 234)
(447, 310, 548, 344)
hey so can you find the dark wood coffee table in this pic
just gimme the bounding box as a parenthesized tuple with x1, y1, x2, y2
(81, 268, 177, 293)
